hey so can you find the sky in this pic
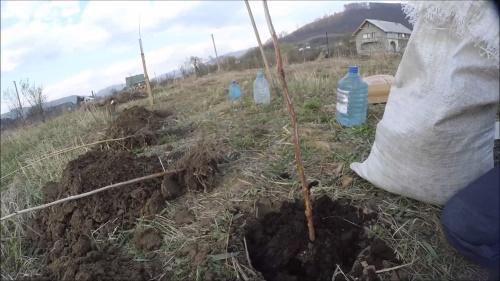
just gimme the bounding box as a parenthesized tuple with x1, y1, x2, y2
(1, 0, 359, 113)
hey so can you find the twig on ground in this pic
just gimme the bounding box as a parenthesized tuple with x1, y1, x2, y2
(262, 0, 315, 242)
(1, 168, 183, 221)
(375, 262, 413, 274)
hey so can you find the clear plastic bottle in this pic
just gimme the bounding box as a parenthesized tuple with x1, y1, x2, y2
(336, 66, 368, 127)
(228, 80, 242, 101)
(253, 69, 270, 104)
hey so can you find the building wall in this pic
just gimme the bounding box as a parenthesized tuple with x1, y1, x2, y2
(355, 22, 411, 55)
(354, 23, 386, 55)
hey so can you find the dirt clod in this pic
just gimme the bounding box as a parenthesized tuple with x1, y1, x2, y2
(245, 196, 397, 281)
(174, 142, 224, 192)
(105, 106, 172, 149)
(134, 228, 163, 251)
(161, 174, 185, 199)
(173, 207, 195, 225)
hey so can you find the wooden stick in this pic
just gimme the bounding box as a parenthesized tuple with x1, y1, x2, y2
(375, 262, 413, 274)
(1, 169, 183, 221)
(262, 0, 315, 242)
(211, 34, 221, 72)
(0, 136, 132, 181)
(139, 37, 154, 107)
(243, 0, 273, 83)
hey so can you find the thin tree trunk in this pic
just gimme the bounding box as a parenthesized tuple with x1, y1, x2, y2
(262, 0, 315, 242)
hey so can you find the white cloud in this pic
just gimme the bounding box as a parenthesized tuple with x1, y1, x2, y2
(1, 0, 348, 113)
(0, 1, 199, 74)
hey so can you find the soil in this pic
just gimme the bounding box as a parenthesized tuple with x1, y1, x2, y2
(104, 106, 172, 149)
(25, 140, 225, 280)
(173, 142, 224, 192)
(27, 149, 168, 281)
(23, 106, 227, 280)
(134, 228, 163, 251)
(244, 196, 398, 281)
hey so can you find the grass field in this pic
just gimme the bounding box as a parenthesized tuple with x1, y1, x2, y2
(0, 55, 485, 280)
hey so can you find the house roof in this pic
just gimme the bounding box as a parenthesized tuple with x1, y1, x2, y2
(353, 19, 412, 36)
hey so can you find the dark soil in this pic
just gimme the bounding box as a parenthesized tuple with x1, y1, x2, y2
(104, 106, 172, 149)
(27, 149, 168, 281)
(245, 196, 398, 281)
(134, 228, 163, 251)
(173, 142, 223, 192)
(26, 141, 225, 280)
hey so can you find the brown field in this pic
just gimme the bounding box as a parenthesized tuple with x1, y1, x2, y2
(1, 56, 485, 281)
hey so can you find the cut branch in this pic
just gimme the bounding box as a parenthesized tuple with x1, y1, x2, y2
(262, 0, 315, 242)
(1, 169, 183, 221)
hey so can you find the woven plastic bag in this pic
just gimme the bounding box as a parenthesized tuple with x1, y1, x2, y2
(351, 1, 499, 205)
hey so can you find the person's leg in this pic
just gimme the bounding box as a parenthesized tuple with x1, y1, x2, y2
(441, 167, 499, 279)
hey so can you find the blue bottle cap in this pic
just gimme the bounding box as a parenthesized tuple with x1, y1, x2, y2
(348, 66, 359, 74)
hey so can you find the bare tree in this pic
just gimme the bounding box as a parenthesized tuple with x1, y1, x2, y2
(3, 86, 24, 120)
(19, 79, 47, 122)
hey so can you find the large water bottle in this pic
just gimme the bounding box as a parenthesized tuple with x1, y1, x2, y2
(253, 69, 270, 104)
(229, 80, 242, 101)
(336, 66, 368, 127)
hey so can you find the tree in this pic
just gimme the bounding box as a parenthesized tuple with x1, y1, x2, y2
(2, 85, 24, 120)
(19, 79, 46, 122)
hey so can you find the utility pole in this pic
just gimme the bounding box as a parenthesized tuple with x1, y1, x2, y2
(244, 0, 272, 82)
(12, 81, 23, 120)
(325, 32, 330, 58)
(211, 34, 221, 72)
(139, 37, 154, 106)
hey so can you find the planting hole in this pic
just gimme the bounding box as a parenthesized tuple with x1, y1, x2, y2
(245, 196, 398, 281)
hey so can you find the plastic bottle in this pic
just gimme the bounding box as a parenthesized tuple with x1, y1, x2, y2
(336, 66, 368, 127)
(253, 69, 270, 104)
(228, 80, 242, 101)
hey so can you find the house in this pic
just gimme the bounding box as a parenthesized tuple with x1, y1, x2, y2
(353, 19, 412, 55)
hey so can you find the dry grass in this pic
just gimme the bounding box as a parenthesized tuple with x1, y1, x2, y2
(0, 55, 486, 280)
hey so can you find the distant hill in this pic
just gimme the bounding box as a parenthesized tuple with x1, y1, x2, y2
(95, 83, 126, 97)
(282, 2, 412, 45)
(1, 95, 86, 120)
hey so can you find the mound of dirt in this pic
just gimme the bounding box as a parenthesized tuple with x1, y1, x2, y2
(245, 196, 398, 281)
(105, 106, 172, 149)
(28, 149, 167, 281)
(26, 140, 227, 280)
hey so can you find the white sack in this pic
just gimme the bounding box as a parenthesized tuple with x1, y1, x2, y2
(351, 1, 499, 205)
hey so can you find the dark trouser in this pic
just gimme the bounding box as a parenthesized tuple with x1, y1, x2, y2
(441, 167, 499, 280)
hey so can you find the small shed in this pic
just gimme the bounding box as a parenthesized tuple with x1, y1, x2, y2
(125, 74, 145, 89)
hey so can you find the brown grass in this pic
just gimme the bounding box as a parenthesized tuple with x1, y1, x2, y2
(1, 55, 486, 281)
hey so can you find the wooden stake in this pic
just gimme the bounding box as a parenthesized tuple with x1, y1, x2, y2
(139, 37, 154, 107)
(262, 0, 315, 242)
(1, 169, 183, 221)
(211, 34, 221, 72)
(243, 0, 272, 82)
(12, 80, 24, 120)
